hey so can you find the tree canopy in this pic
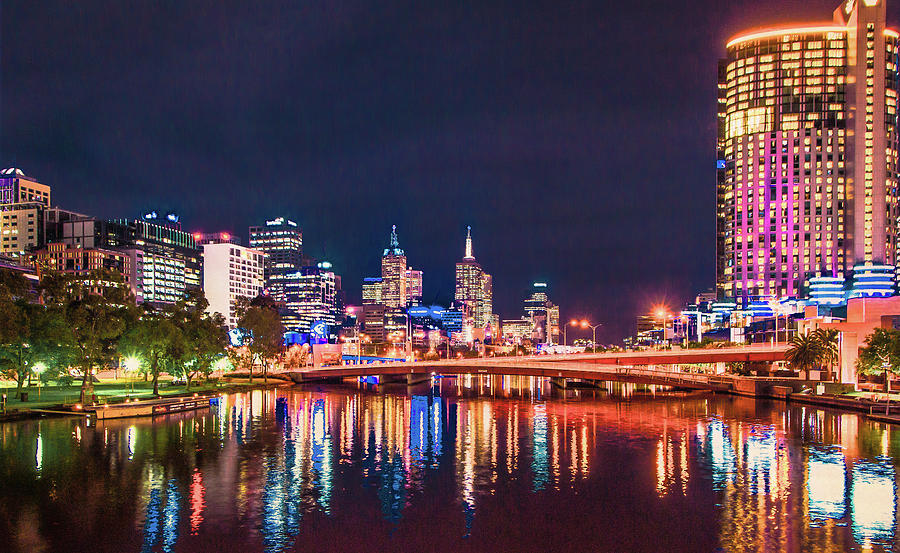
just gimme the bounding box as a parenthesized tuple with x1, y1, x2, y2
(857, 327, 900, 392)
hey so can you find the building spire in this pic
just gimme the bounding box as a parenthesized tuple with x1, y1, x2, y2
(383, 224, 405, 257)
(464, 225, 474, 259)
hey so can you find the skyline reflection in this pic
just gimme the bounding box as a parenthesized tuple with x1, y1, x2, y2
(0, 378, 897, 552)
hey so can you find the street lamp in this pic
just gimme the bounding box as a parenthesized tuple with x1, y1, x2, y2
(564, 319, 578, 348)
(578, 320, 603, 351)
(32, 362, 46, 398)
(123, 356, 141, 395)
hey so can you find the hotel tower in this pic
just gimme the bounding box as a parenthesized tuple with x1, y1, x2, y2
(717, 0, 900, 303)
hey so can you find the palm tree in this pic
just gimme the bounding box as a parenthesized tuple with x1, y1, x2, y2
(785, 332, 823, 374)
(813, 328, 840, 381)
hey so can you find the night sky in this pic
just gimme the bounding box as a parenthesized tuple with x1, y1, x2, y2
(4, 0, 899, 341)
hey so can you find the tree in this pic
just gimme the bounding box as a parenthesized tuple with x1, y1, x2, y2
(0, 273, 29, 398)
(170, 291, 228, 391)
(120, 308, 184, 396)
(785, 331, 824, 374)
(236, 296, 285, 383)
(0, 270, 74, 398)
(813, 328, 840, 380)
(857, 328, 900, 392)
(58, 270, 136, 404)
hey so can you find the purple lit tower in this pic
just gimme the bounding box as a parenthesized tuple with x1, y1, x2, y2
(717, 0, 900, 303)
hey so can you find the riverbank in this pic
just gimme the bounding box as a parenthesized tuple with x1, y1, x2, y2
(0, 377, 288, 422)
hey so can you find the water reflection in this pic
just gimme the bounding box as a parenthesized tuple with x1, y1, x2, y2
(0, 378, 898, 552)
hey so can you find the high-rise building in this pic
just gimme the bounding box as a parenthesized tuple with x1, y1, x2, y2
(362, 277, 383, 304)
(718, 0, 900, 303)
(282, 262, 341, 333)
(0, 168, 51, 257)
(362, 303, 386, 342)
(249, 217, 303, 300)
(44, 207, 89, 244)
(381, 225, 407, 309)
(201, 242, 266, 329)
(405, 268, 423, 305)
(454, 226, 493, 329)
(522, 281, 560, 344)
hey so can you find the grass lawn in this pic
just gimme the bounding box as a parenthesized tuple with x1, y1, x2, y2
(0, 377, 255, 412)
(843, 390, 900, 401)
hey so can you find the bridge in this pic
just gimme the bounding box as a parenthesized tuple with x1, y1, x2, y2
(287, 345, 791, 392)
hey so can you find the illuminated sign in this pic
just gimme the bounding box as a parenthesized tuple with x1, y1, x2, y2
(228, 328, 246, 347)
(266, 217, 298, 227)
(310, 320, 328, 339)
(717, 159, 726, 169)
(318, 261, 333, 269)
(534, 282, 548, 288)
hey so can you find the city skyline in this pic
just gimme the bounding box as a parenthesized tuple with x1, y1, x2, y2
(6, 1, 900, 341)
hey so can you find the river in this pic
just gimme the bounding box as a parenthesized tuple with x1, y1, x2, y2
(0, 376, 897, 552)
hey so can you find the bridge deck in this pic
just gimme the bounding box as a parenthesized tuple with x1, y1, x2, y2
(289, 360, 736, 391)
(279, 346, 791, 391)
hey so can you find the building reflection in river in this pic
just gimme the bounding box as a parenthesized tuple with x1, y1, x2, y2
(0, 377, 899, 552)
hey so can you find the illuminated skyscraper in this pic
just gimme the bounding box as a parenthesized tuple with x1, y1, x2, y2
(362, 277, 383, 304)
(0, 168, 50, 257)
(249, 216, 303, 301)
(202, 242, 266, 329)
(455, 226, 493, 329)
(718, 0, 900, 302)
(523, 282, 560, 344)
(381, 225, 407, 309)
(284, 262, 341, 333)
(405, 268, 423, 305)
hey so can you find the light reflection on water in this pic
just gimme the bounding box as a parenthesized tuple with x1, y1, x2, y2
(0, 377, 898, 552)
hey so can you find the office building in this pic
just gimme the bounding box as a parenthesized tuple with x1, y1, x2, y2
(283, 262, 341, 333)
(406, 268, 423, 305)
(522, 282, 560, 344)
(718, 0, 900, 303)
(63, 217, 202, 306)
(502, 318, 533, 344)
(381, 225, 407, 309)
(249, 217, 303, 300)
(454, 226, 493, 329)
(201, 242, 266, 329)
(30, 242, 132, 281)
(196, 231, 240, 245)
(362, 277, 383, 305)
(44, 207, 89, 244)
(0, 168, 51, 257)
(362, 303, 386, 342)
(441, 308, 464, 334)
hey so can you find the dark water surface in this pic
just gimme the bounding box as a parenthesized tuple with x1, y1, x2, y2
(1, 376, 898, 552)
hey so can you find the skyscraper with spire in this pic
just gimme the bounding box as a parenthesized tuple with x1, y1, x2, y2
(381, 225, 407, 309)
(455, 226, 493, 329)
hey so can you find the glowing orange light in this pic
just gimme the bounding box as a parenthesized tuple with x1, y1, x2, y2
(726, 25, 845, 49)
(193, 233, 201, 241)
(222, 233, 230, 240)
(580, 319, 589, 328)
(569, 319, 579, 326)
